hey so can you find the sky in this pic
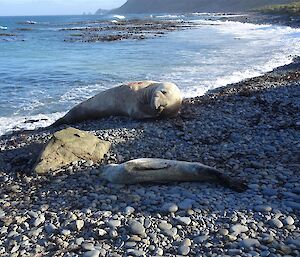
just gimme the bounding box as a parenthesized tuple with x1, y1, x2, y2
(0, 0, 127, 16)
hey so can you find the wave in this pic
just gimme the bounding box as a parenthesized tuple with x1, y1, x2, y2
(0, 26, 8, 30)
(0, 112, 65, 136)
(112, 15, 126, 20)
(155, 14, 184, 19)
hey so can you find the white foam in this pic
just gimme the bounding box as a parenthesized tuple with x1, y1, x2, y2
(112, 15, 126, 20)
(0, 26, 8, 30)
(0, 112, 65, 136)
(59, 83, 107, 104)
(155, 14, 184, 19)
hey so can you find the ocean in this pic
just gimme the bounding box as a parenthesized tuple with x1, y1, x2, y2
(0, 13, 299, 135)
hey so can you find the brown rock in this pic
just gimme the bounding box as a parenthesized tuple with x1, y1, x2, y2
(34, 127, 111, 174)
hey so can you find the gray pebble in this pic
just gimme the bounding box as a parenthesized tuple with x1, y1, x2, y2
(269, 219, 283, 229)
(240, 238, 260, 249)
(125, 206, 135, 215)
(254, 205, 272, 212)
(83, 250, 100, 257)
(231, 224, 249, 235)
(82, 243, 95, 251)
(178, 245, 190, 255)
(162, 203, 178, 213)
(126, 249, 146, 256)
(128, 220, 145, 236)
(284, 216, 294, 226)
(175, 216, 191, 226)
(107, 219, 121, 228)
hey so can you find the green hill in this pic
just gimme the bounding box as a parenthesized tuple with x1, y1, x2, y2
(257, 1, 300, 15)
(113, 0, 296, 13)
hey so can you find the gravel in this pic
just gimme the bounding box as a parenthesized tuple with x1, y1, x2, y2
(0, 58, 299, 256)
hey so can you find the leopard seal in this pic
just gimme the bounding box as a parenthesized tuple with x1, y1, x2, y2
(51, 81, 182, 127)
(100, 158, 248, 192)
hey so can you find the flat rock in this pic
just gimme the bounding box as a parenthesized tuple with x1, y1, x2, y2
(240, 238, 260, 249)
(128, 220, 145, 236)
(175, 217, 191, 226)
(34, 127, 111, 174)
(269, 218, 283, 229)
(83, 250, 100, 257)
(231, 224, 249, 235)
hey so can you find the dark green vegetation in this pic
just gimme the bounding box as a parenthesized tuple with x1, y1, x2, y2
(113, 0, 296, 13)
(257, 1, 300, 15)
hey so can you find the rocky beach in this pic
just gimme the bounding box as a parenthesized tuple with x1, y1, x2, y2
(0, 51, 299, 257)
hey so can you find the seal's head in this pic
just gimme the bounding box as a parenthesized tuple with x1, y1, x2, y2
(151, 82, 183, 117)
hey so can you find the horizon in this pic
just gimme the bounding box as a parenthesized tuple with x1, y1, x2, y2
(0, 0, 127, 16)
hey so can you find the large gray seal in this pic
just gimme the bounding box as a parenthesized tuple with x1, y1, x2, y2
(100, 158, 248, 192)
(51, 81, 182, 127)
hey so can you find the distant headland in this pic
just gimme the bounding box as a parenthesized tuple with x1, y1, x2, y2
(107, 0, 296, 14)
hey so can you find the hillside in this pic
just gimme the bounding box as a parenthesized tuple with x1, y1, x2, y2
(113, 0, 296, 13)
(257, 1, 300, 15)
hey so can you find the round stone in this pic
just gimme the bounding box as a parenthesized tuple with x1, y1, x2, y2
(175, 217, 191, 226)
(125, 206, 135, 215)
(231, 224, 249, 235)
(219, 229, 229, 236)
(107, 219, 121, 228)
(269, 219, 283, 229)
(182, 238, 192, 247)
(178, 245, 190, 256)
(240, 238, 260, 249)
(128, 220, 145, 236)
(83, 250, 100, 257)
(82, 243, 95, 251)
(254, 205, 272, 213)
(75, 220, 85, 231)
(284, 216, 294, 226)
(162, 203, 178, 213)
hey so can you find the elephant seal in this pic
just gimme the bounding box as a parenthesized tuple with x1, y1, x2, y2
(51, 81, 182, 127)
(100, 159, 248, 192)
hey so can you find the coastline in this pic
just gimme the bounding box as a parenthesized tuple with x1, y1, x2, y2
(221, 11, 300, 28)
(1, 54, 299, 255)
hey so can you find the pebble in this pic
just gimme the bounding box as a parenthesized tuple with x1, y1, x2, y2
(231, 224, 249, 235)
(162, 203, 178, 213)
(75, 220, 85, 231)
(83, 250, 100, 257)
(175, 216, 191, 226)
(128, 220, 145, 236)
(254, 205, 272, 212)
(219, 228, 229, 236)
(44, 223, 57, 234)
(178, 245, 190, 255)
(240, 238, 261, 249)
(82, 243, 95, 251)
(107, 219, 121, 228)
(33, 215, 45, 227)
(126, 249, 146, 256)
(178, 199, 194, 210)
(284, 216, 294, 226)
(125, 206, 135, 215)
(269, 219, 283, 229)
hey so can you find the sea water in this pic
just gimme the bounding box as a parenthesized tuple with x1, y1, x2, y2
(0, 13, 299, 135)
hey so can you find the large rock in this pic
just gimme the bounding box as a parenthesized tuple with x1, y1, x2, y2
(34, 127, 111, 174)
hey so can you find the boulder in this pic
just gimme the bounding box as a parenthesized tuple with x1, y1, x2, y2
(34, 127, 111, 174)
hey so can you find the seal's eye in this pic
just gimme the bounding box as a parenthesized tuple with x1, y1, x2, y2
(161, 90, 167, 95)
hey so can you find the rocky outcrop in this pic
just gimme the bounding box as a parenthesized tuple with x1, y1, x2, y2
(113, 0, 295, 14)
(34, 127, 111, 174)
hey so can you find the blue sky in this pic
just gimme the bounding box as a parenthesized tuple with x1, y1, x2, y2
(0, 0, 127, 16)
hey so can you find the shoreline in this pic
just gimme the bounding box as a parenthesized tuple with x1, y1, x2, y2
(221, 11, 300, 28)
(0, 55, 299, 256)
